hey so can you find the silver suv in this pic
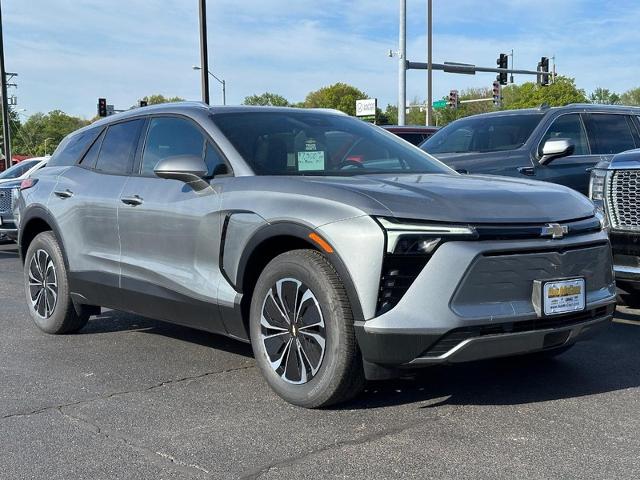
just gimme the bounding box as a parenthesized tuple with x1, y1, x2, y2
(17, 103, 616, 407)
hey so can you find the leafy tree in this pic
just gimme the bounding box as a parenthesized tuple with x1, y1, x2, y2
(620, 87, 640, 106)
(302, 83, 368, 116)
(502, 76, 587, 109)
(590, 87, 620, 105)
(243, 92, 290, 107)
(141, 94, 185, 105)
(12, 110, 89, 156)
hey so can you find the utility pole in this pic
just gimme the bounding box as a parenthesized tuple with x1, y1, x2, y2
(426, 0, 433, 126)
(398, 0, 406, 126)
(198, 0, 210, 105)
(0, 1, 11, 168)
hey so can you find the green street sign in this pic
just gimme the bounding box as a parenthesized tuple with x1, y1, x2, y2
(432, 100, 447, 110)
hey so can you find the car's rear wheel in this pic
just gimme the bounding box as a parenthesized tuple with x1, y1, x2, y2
(24, 232, 90, 334)
(250, 250, 364, 408)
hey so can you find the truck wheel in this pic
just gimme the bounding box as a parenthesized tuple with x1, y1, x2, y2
(24, 232, 90, 334)
(250, 250, 365, 408)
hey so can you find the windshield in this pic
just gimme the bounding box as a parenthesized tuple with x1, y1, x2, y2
(213, 112, 452, 176)
(0, 159, 40, 180)
(422, 113, 544, 154)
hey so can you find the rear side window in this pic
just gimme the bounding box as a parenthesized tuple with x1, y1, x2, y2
(540, 114, 589, 156)
(48, 128, 103, 167)
(79, 129, 106, 169)
(95, 119, 144, 174)
(141, 117, 206, 176)
(585, 114, 637, 155)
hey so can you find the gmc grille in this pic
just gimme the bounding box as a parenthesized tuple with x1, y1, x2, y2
(609, 170, 640, 231)
(0, 189, 12, 215)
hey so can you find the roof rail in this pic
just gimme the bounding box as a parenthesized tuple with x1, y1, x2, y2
(538, 103, 550, 110)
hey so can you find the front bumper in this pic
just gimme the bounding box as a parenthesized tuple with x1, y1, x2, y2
(355, 231, 616, 367)
(0, 219, 17, 241)
(609, 232, 640, 286)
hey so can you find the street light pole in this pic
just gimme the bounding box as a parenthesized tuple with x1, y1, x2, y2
(426, 0, 433, 126)
(192, 66, 226, 105)
(198, 0, 210, 105)
(0, 1, 11, 168)
(398, 0, 407, 126)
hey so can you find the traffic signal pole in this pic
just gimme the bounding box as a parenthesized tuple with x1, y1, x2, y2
(426, 0, 433, 126)
(198, 0, 210, 105)
(407, 61, 546, 78)
(0, 1, 11, 168)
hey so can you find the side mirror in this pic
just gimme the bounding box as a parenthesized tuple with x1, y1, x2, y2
(154, 155, 209, 191)
(539, 139, 575, 165)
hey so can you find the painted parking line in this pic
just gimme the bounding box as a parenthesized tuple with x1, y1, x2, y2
(613, 318, 640, 326)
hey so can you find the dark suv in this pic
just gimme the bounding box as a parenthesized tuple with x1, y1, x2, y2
(422, 104, 640, 195)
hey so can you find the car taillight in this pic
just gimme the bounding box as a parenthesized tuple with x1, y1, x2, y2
(20, 178, 38, 190)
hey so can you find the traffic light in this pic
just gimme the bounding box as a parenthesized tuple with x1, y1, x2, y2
(497, 53, 508, 85)
(537, 57, 550, 86)
(139, 100, 148, 108)
(448, 90, 459, 109)
(492, 80, 502, 108)
(97, 98, 107, 117)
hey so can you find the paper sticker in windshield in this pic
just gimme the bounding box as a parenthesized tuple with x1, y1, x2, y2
(298, 151, 325, 171)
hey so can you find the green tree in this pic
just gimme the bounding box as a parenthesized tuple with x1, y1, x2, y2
(620, 87, 640, 106)
(302, 83, 368, 116)
(590, 87, 620, 105)
(141, 94, 185, 105)
(243, 92, 290, 107)
(502, 76, 587, 109)
(12, 110, 89, 156)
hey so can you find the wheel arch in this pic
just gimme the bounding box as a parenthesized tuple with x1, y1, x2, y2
(19, 207, 68, 268)
(233, 221, 365, 337)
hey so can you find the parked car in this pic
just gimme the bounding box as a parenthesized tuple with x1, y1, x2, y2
(590, 149, 640, 296)
(0, 157, 47, 185)
(17, 103, 615, 408)
(383, 125, 438, 146)
(421, 104, 640, 195)
(0, 157, 48, 241)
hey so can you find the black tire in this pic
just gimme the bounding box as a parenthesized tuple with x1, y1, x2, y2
(249, 249, 365, 408)
(24, 231, 90, 334)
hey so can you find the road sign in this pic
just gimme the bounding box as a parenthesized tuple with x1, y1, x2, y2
(432, 100, 447, 110)
(356, 98, 377, 117)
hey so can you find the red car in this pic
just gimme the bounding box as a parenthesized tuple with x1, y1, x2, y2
(382, 125, 439, 146)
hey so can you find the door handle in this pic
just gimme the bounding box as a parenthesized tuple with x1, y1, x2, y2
(54, 189, 74, 199)
(518, 167, 536, 176)
(120, 195, 143, 206)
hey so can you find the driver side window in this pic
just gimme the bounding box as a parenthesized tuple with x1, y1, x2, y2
(540, 114, 589, 156)
(141, 117, 205, 176)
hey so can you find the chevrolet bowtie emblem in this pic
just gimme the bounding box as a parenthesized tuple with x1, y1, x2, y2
(541, 223, 568, 239)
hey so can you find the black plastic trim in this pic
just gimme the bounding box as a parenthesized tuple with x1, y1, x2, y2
(235, 221, 365, 323)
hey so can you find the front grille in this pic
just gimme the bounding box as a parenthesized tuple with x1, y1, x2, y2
(421, 305, 612, 357)
(609, 170, 640, 231)
(0, 189, 13, 215)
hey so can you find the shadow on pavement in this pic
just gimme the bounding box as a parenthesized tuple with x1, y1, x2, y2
(81, 310, 254, 358)
(345, 317, 640, 410)
(70, 301, 640, 410)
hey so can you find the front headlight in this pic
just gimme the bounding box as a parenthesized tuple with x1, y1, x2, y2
(376, 217, 477, 254)
(589, 162, 609, 202)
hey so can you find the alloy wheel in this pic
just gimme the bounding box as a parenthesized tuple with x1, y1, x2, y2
(260, 278, 326, 385)
(28, 249, 58, 319)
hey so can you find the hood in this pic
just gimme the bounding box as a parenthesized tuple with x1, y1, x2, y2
(0, 179, 21, 189)
(607, 149, 640, 169)
(304, 173, 595, 224)
(429, 150, 519, 173)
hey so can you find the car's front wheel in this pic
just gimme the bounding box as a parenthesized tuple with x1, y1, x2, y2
(24, 232, 90, 334)
(250, 250, 364, 408)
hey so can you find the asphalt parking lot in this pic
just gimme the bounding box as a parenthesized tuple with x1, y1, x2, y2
(1, 242, 640, 479)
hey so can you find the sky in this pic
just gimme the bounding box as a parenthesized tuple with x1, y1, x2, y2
(6, 0, 640, 119)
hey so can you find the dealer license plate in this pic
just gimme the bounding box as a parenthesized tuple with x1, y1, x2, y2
(542, 278, 586, 316)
